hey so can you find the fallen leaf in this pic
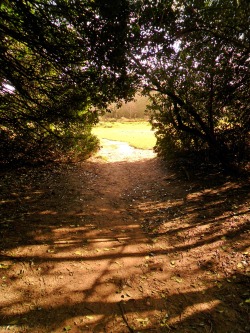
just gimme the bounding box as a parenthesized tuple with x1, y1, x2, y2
(113, 261, 122, 267)
(138, 285, 143, 292)
(85, 315, 94, 320)
(237, 262, 244, 269)
(0, 263, 11, 269)
(136, 318, 149, 326)
(160, 317, 170, 327)
(171, 276, 183, 283)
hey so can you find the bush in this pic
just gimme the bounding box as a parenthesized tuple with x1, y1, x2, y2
(0, 124, 99, 167)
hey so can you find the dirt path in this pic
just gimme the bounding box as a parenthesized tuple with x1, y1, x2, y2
(0, 140, 249, 333)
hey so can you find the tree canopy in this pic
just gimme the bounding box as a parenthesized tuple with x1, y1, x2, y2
(128, 0, 250, 169)
(0, 0, 133, 164)
(1, 0, 249, 169)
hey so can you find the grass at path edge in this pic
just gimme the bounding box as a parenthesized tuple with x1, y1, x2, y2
(92, 121, 156, 150)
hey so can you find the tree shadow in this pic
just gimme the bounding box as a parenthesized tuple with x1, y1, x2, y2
(0, 272, 249, 332)
(0, 157, 249, 332)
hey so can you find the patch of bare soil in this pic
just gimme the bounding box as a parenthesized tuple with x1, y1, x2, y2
(0, 139, 249, 333)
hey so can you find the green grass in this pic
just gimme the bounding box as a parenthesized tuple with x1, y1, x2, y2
(92, 121, 156, 149)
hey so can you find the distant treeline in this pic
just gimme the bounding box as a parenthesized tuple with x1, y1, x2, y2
(101, 94, 150, 120)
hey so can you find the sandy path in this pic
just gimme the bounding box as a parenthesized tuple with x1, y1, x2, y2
(0, 140, 249, 333)
(1, 141, 167, 333)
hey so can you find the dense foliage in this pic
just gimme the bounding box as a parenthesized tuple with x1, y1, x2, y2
(0, 0, 133, 165)
(128, 0, 250, 169)
(1, 0, 249, 169)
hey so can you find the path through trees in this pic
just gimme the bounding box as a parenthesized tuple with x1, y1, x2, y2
(0, 142, 249, 332)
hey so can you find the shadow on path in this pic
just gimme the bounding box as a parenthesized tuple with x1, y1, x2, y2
(0, 142, 249, 332)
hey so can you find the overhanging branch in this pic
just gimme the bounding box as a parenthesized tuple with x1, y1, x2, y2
(130, 52, 211, 138)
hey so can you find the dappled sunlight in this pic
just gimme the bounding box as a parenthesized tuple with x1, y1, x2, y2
(0, 145, 249, 332)
(167, 299, 221, 327)
(39, 210, 58, 215)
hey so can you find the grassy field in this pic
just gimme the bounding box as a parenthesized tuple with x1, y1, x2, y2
(92, 121, 156, 149)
